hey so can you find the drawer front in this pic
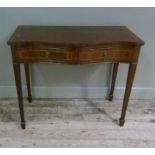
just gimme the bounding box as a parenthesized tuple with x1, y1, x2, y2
(79, 45, 138, 63)
(14, 46, 73, 62)
(12, 45, 139, 64)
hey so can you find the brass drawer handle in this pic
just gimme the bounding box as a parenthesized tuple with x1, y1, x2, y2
(45, 49, 61, 56)
(89, 47, 112, 51)
(102, 52, 107, 57)
(89, 48, 96, 51)
(100, 47, 112, 50)
(48, 47, 61, 51)
(45, 51, 50, 57)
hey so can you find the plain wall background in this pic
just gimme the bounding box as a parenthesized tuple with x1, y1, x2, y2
(0, 8, 155, 99)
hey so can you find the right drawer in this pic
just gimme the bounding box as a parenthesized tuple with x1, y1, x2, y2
(79, 45, 139, 63)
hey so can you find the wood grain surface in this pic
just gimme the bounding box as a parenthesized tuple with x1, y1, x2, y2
(8, 26, 144, 46)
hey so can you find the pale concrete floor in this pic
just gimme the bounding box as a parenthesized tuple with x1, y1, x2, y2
(0, 99, 155, 148)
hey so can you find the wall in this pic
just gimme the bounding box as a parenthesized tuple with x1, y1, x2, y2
(0, 8, 154, 99)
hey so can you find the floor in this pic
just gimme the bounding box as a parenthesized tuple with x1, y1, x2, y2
(0, 99, 155, 148)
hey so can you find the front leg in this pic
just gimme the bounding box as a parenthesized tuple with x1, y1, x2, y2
(13, 63, 26, 129)
(120, 63, 137, 126)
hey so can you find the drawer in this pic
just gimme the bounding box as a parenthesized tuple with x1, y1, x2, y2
(14, 46, 73, 62)
(12, 44, 139, 64)
(79, 45, 138, 63)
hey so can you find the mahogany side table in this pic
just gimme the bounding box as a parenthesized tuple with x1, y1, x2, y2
(7, 26, 144, 129)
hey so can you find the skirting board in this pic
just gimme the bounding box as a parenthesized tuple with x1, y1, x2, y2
(0, 86, 155, 99)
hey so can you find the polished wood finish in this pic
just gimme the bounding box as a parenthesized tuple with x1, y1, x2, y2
(8, 26, 144, 129)
(108, 63, 119, 101)
(8, 26, 144, 46)
(8, 26, 144, 65)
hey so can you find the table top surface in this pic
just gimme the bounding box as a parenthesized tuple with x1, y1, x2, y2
(8, 26, 144, 46)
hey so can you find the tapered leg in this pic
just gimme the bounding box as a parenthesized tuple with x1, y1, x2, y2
(24, 64, 32, 103)
(108, 63, 119, 101)
(13, 64, 25, 129)
(120, 63, 137, 126)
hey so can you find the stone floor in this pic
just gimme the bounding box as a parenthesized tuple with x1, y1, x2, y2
(0, 99, 155, 148)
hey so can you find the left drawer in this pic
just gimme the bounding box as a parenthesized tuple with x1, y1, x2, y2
(12, 46, 73, 63)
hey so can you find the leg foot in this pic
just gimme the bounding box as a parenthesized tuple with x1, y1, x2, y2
(28, 97, 32, 103)
(21, 121, 26, 129)
(119, 119, 125, 126)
